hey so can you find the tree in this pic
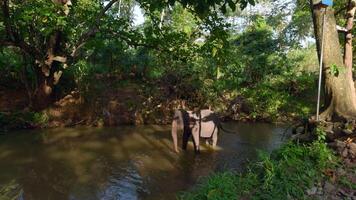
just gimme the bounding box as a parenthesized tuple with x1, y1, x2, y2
(0, 0, 123, 110)
(310, 0, 356, 120)
(1, 0, 255, 110)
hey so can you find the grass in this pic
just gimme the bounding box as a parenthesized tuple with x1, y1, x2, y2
(179, 141, 338, 200)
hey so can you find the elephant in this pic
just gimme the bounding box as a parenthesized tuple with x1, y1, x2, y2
(171, 109, 221, 153)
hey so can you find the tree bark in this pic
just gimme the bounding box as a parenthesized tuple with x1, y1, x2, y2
(32, 72, 54, 111)
(311, 4, 356, 120)
(344, 0, 356, 76)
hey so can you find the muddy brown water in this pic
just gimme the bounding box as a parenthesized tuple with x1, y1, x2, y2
(0, 123, 289, 200)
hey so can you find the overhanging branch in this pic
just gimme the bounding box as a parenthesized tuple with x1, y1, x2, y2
(0, 39, 15, 47)
(71, 0, 119, 58)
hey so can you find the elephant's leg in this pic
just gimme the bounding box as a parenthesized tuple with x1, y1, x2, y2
(172, 119, 179, 153)
(192, 127, 200, 153)
(212, 128, 218, 149)
(205, 139, 210, 145)
(172, 111, 184, 153)
(182, 129, 191, 150)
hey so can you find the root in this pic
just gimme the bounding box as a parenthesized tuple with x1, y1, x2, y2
(319, 106, 334, 122)
(318, 104, 356, 122)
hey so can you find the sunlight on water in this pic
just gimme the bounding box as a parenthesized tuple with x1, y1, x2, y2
(0, 123, 289, 200)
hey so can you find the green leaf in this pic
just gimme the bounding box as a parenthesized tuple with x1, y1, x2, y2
(228, 0, 236, 11)
(248, 0, 256, 6)
(212, 47, 218, 57)
(329, 64, 345, 77)
(221, 4, 227, 14)
(240, 1, 248, 9)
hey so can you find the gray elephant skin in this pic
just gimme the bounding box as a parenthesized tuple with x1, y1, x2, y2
(171, 109, 220, 153)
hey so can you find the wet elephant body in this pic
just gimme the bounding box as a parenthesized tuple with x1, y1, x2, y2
(171, 109, 219, 153)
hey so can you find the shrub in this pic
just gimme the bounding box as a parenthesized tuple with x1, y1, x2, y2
(179, 141, 337, 200)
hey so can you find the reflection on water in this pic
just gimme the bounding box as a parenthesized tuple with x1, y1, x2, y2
(0, 123, 289, 200)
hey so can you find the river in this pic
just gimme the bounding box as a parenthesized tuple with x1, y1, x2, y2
(0, 122, 289, 200)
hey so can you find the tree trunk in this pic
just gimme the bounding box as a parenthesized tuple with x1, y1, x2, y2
(32, 63, 55, 111)
(2, 0, 119, 110)
(311, 4, 356, 120)
(32, 72, 54, 111)
(344, 0, 356, 75)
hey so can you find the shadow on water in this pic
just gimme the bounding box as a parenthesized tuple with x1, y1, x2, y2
(0, 123, 290, 200)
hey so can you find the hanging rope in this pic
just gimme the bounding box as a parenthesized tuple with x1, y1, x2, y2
(316, 7, 327, 121)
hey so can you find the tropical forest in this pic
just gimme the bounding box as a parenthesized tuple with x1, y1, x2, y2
(0, 0, 355, 199)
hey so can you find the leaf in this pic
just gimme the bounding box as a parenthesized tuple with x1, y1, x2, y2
(228, 0, 236, 11)
(207, 189, 220, 199)
(212, 47, 218, 57)
(240, 1, 248, 9)
(221, 4, 227, 14)
(248, 0, 256, 6)
(329, 64, 345, 77)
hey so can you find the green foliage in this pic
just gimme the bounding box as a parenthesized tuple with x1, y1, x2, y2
(139, 0, 256, 18)
(239, 72, 316, 120)
(1, 0, 318, 124)
(316, 127, 327, 142)
(339, 175, 356, 190)
(178, 172, 240, 200)
(0, 111, 48, 132)
(0, 179, 22, 200)
(329, 64, 345, 77)
(180, 141, 338, 200)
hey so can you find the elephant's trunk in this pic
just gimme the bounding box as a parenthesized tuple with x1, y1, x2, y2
(172, 118, 179, 153)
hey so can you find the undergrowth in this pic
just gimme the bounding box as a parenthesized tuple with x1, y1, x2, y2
(0, 111, 48, 132)
(179, 141, 338, 200)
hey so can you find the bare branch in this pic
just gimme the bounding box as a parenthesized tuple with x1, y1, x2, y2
(101, 0, 119, 16)
(0, 39, 15, 47)
(337, 25, 348, 32)
(52, 56, 67, 63)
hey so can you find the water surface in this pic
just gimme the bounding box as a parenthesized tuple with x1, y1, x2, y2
(0, 123, 288, 200)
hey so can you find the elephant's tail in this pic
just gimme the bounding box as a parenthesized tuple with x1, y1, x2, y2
(217, 123, 238, 134)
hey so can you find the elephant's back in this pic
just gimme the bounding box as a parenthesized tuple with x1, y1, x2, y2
(200, 109, 214, 117)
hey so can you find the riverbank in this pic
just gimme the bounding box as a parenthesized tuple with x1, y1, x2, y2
(179, 137, 356, 200)
(0, 76, 315, 132)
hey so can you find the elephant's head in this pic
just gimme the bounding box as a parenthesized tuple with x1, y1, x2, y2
(171, 109, 218, 153)
(171, 109, 199, 153)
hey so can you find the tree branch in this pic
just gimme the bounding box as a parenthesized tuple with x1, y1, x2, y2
(112, 32, 156, 49)
(71, 0, 119, 58)
(2, 0, 14, 40)
(343, 0, 356, 72)
(0, 39, 15, 47)
(1, 0, 42, 59)
(336, 25, 348, 32)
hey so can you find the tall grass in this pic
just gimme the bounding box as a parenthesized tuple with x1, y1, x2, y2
(179, 141, 338, 200)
